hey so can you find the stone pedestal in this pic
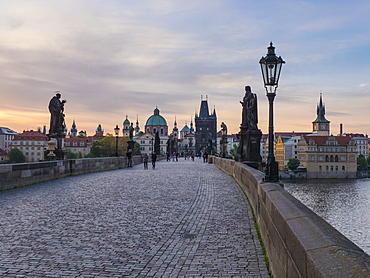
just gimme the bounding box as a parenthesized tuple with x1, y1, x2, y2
(220, 135, 228, 158)
(127, 140, 135, 152)
(236, 126, 262, 169)
(46, 136, 65, 160)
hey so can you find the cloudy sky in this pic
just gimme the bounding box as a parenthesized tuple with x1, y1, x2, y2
(1, 0, 370, 136)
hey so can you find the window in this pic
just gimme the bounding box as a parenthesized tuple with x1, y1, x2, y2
(330, 166, 333, 171)
(335, 166, 338, 171)
(342, 166, 345, 171)
(319, 166, 322, 171)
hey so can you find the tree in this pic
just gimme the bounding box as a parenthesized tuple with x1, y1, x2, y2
(66, 149, 77, 159)
(357, 154, 368, 169)
(229, 144, 238, 159)
(8, 148, 26, 163)
(287, 158, 300, 171)
(90, 141, 102, 157)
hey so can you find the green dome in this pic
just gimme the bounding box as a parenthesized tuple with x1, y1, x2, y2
(145, 107, 167, 126)
(146, 115, 167, 126)
(123, 116, 130, 125)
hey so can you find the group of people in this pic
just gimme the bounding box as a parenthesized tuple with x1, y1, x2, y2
(141, 152, 157, 169)
(166, 151, 196, 162)
(126, 149, 210, 169)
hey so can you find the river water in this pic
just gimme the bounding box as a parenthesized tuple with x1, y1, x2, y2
(283, 178, 370, 255)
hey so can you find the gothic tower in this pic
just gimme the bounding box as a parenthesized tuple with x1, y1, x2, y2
(195, 95, 217, 154)
(312, 94, 330, 136)
(70, 120, 77, 137)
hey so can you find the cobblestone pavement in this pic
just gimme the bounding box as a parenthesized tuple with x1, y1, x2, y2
(0, 158, 269, 277)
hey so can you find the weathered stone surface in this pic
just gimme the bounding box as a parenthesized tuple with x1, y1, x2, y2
(213, 156, 370, 278)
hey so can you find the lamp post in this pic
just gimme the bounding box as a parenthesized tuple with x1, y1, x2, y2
(259, 42, 285, 182)
(114, 125, 120, 157)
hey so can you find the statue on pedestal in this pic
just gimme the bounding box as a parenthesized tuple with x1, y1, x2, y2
(220, 122, 228, 158)
(47, 92, 67, 160)
(236, 86, 262, 169)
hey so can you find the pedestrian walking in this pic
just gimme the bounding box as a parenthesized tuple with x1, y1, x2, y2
(143, 153, 149, 169)
(126, 149, 133, 167)
(151, 151, 157, 169)
(203, 151, 208, 163)
(191, 152, 195, 161)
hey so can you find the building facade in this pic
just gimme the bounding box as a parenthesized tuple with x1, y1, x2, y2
(10, 130, 48, 162)
(297, 95, 357, 178)
(0, 127, 19, 153)
(64, 137, 92, 157)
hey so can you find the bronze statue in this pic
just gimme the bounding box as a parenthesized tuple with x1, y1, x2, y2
(48, 92, 66, 136)
(221, 122, 227, 135)
(129, 123, 134, 141)
(240, 86, 258, 130)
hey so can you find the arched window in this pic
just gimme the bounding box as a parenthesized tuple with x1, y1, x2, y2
(330, 155, 334, 162)
(326, 166, 329, 171)
(342, 166, 345, 171)
(335, 155, 339, 162)
(325, 155, 329, 162)
(335, 166, 338, 171)
(330, 166, 333, 171)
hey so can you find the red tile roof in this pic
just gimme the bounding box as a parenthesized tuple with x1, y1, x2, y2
(13, 130, 47, 141)
(304, 135, 352, 146)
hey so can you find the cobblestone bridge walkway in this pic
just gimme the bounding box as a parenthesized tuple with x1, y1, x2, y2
(0, 158, 269, 277)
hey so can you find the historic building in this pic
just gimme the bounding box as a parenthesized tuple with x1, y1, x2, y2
(297, 95, 357, 178)
(123, 116, 131, 137)
(0, 127, 18, 153)
(343, 133, 368, 158)
(69, 120, 78, 138)
(195, 96, 217, 154)
(64, 137, 92, 157)
(134, 107, 169, 154)
(178, 121, 196, 154)
(10, 130, 48, 162)
(144, 107, 168, 136)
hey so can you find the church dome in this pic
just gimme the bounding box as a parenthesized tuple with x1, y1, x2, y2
(145, 108, 167, 126)
(123, 115, 130, 125)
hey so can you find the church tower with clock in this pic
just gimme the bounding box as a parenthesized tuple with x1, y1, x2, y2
(312, 94, 330, 136)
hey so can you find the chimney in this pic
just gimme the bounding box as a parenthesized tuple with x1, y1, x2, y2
(340, 123, 343, 136)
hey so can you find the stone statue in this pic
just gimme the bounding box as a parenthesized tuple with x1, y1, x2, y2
(48, 92, 66, 136)
(221, 122, 227, 136)
(240, 86, 258, 130)
(129, 123, 134, 141)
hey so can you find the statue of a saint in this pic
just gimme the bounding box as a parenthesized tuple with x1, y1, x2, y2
(48, 92, 66, 136)
(240, 86, 258, 130)
(221, 122, 227, 136)
(129, 123, 134, 141)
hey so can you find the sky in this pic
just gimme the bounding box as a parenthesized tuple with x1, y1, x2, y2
(1, 0, 370, 136)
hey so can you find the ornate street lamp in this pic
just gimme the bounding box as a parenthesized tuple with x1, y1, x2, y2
(114, 125, 120, 157)
(259, 42, 285, 182)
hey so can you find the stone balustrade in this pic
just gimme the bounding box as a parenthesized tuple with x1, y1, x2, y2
(211, 156, 370, 278)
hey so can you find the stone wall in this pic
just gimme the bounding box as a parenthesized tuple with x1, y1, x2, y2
(212, 156, 370, 278)
(0, 156, 143, 191)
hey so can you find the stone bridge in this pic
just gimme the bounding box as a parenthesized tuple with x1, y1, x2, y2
(1, 156, 370, 277)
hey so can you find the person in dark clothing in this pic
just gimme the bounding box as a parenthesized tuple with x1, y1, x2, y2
(126, 149, 133, 167)
(151, 152, 157, 169)
(203, 151, 208, 163)
(143, 153, 149, 169)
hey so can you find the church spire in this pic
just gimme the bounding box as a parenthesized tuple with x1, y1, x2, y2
(312, 93, 330, 135)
